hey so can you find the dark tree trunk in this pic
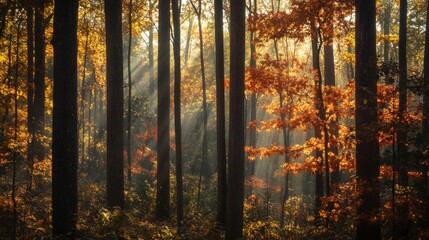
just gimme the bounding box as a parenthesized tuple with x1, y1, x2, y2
(397, 0, 410, 238)
(12, 19, 22, 240)
(34, 0, 46, 161)
(248, 0, 257, 184)
(226, 0, 245, 238)
(172, 0, 183, 229)
(52, 0, 79, 236)
(324, 30, 340, 188)
(215, 0, 227, 229)
(79, 15, 89, 173)
(104, 0, 124, 208)
(156, 0, 170, 220)
(355, 1, 381, 239)
(26, 5, 35, 192)
(127, 0, 133, 187)
(190, 0, 209, 203)
(423, 0, 429, 229)
(311, 36, 326, 225)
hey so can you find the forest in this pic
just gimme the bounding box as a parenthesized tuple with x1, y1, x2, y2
(0, 0, 429, 239)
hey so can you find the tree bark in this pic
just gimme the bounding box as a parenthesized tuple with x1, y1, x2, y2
(127, 0, 133, 187)
(324, 29, 340, 187)
(12, 18, 22, 240)
(34, 0, 46, 161)
(190, 0, 209, 203)
(397, 0, 410, 238)
(26, 5, 35, 192)
(423, 0, 429, 229)
(104, 0, 125, 208)
(172, 0, 183, 229)
(52, 0, 79, 236)
(156, 0, 171, 220)
(355, 1, 381, 239)
(215, 0, 227, 229)
(226, 0, 245, 238)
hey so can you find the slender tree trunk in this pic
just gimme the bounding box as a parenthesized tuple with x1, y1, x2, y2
(105, 0, 125, 208)
(226, 0, 245, 238)
(12, 19, 22, 240)
(34, 0, 46, 161)
(172, 0, 183, 230)
(396, 0, 410, 238)
(355, 1, 381, 239)
(156, 0, 171, 220)
(312, 36, 328, 224)
(215, 0, 227, 229)
(87, 64, 94, 175)
(80, 16, 89, 173)
(423, 0, 429, 229)
(248, 0, 257, 185)
(26, 5, 35, 193)
(52, 0, 79, 235)
(191, 0, 209, 203)
(324, 29, 340, 188)
(279, 93, 291, 228)
(127, 0, 133, 187)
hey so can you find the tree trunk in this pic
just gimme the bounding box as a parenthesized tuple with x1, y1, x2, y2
(324, 30, 340, 188)
(226, 0, 245, 238)
(248, 0, 257, 185)
(52, 0, 79, 236)
(355, 1, 381, 239)
(12, 19, 22, 240)
(156, 0, 171, 220)
(104, 0, 125, 209)
(34, 0, 46, 161)
(215, 0, 227, 229)
(423, 0, 429, 229)
(172, 0, 183, 230)
(397, 0, 410, 238)
(312, 36, 328, 224)
(127, 0, 133, 187)
(191, 0, 209, 203)
(26, 5, 35, 192)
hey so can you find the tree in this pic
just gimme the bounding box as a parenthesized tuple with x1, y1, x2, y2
(423, 0, 429, 229)
(127, 0, 133, 186)
(247, 0, 257, 187)
(52, 0, 79, 236)
(324, 23, 340, 188)
(215, 0, 227, 229)
(226, 0, 245, 238)
(190, 0, 209, 203)
(355, 0, 381, 239)
(172, 0, 183, 229)
(33, 0, 46, 162)
(105, 0, 125, 208)
(397, 0, 410, 237)
(26, 4, 34, 191)
(156, 0, 170, 220)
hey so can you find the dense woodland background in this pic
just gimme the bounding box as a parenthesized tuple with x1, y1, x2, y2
(0, 0, 429, 239)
